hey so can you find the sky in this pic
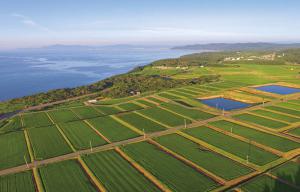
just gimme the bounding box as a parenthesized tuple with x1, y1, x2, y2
(0, 0, 300, 49)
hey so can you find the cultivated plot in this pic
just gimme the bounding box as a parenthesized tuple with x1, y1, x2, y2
(135, 99, 157, 107)
(123, 141, 219, 192)
(28, 125, 73, 159)
(83, 150, 160, 192)
(0, 116, 22, 134)
(59, 121, 107, 150)
(160, 102, 216, 120)
(0, 171, 36, 192)
(270, 160, 300, 187)
(93, 106, 123, 115)
(265, 106, 300, 117)
(71, 106, 103, 119)
(47, 109, 79, 123)
(184, 126, 279, 166)
(155, 134, 253, 180)
(233, 113, 288, 129)
(0, 132, 30, 170)
(209, 120, 300, 152)
(22, 112, 52, 128)
(138, 107, 192, 127)
(87, 116, 139, 142)
(39, 160, 97, 192)
(117, 102, 144, 111)
(158, 92, 182, 100)
(251, 109, 300, 123)
(118, 112, 167, 133)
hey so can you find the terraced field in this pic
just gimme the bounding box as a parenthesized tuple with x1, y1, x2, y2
(233, 113, 289, 129)
(138, 107, 192, 127)
(58, 121, 107, 150)
(22, 112, 52, 128)
(47, 109, 79, 123)
(118, 112, 167, 133)
(93, 106, 123, 115)
(83, 150, 160, 192)
(288, 128, 300, 137)
(276, 102, 300, 111)
(0, 132, 30, 170)
(160, 102, 216, 120)
(71, 106, 103, 119)
(117, 102, 144, 111)
(28, 125, 73, 159)
(209, 120, 300, 152)
(39, 160, 97, 192)
(87, 116, 139, 142)
(0, 116, 22, 134)
(265, 106, 300, 116)
(122, 141, 219, 192)
(135, 99, 157, 107)
(250, 109, 300, 123)
(0, 171, 36, 192)
(184, 126, 279, 165)
(155, 134, 253, 180)
(158, 92, 182, 100)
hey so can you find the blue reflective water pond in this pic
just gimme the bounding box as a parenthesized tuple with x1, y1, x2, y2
(255, 85, 300, 95)
(199, 97, 252, 111)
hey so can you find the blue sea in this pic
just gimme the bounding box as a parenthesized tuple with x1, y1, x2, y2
(0, 46, 195, 101)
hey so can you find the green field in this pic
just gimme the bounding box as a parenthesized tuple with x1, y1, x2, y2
(155, 134, 253, 180)
(270, 160, 300, 187)
(158, 92, 182, 100)
(28, 125, 72, 159)
(160, 102, 216, 120)
(0, 116, 22, 134)
(138, 107, 192, 127)
(168, 90, 194, 98)
(276, 102, 300, 111)
(47, 109, 79, 123)
(118, 112, 167, 133)
(289, 99, 300, 105)
(146, 96, 165, 104)
(93, 105, 123, 115)
(184, 126, 279, 166)
(83, 150, 160, 192)
(123, 141, 219, 192)
(87, 116, 139, 142)
(39, 160, 97, 192)
(240, 175, 299, 192)
(58, 121, 107, 150)
(135, 99, 157, 107)
(288, 127, 300, 137)
(0, 132, 30, 170)
(251, 109, 300, 123)
(0, 171, 36, 192)
(176, 88, 199, 96)
(233, 113, 289, 129)
(71, 106, 103, 119)
(209, 120, 300, 152)
(22, 112, 52, 128)
(265, 106, 300, 116)
(117, 102, 144, 111)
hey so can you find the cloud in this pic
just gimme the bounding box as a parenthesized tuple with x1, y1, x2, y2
(11, 13, 50, 32)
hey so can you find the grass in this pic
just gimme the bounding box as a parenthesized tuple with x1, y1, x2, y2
(265, 106, 300, 116)
(93, 106, 123, 115)
(87, 116, 139, 142)
(240, 174, 299, 192)
(270, 160, 300, 186)
(0, 132, 30, 170)
(22, 112, 52, 128)
(83, 150, 160, 192)
(184, 126, 279, 166)
(288, 128, 300, 137)
(251, 109, 300, 123)
(122, 141, 219, 192)
(39, 160, 97, 192)
(28, 125, 73, 159)
(0, 171, 36, 192)
(117, 102, 144, 111)
(71, 106, 103, 119)
(155, 134, 253, 181)
(47, 109, 79, 123)
(209, 120, 300, 152)
(233, 113, 289, 129)
(58, 121, 107, 150)
(0, 116, 22, 134)
(160, 102, 216, 120)
(138, 107, 192, 127)
(117, 112, 167, 133)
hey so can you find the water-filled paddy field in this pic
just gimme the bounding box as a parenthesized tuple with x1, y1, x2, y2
(199, 97, 252, 111)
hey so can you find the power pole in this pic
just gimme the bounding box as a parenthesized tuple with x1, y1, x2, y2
(90, 141, 93, 152)
(184, 119, 187, 129)
(143, 129, 146, 139)
(24, 155, 29, 168)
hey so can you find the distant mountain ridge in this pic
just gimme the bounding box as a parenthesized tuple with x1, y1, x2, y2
(172, 42, 300, 51)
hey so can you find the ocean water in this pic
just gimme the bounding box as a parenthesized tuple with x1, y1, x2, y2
(0, 47, 195, 101)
